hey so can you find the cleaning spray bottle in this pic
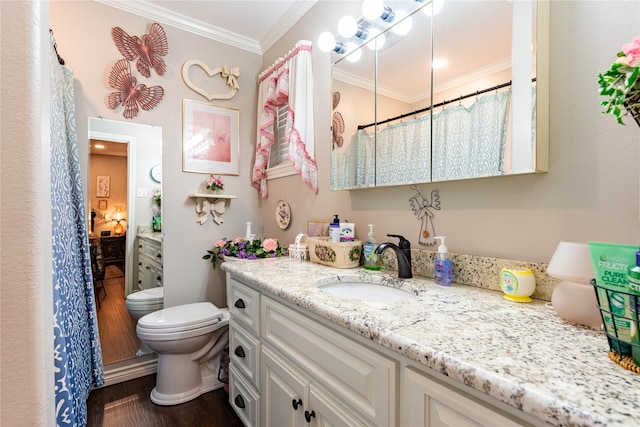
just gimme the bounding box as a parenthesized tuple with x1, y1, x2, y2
(434, 236, 452, 286)
(363, 224, 380, 270)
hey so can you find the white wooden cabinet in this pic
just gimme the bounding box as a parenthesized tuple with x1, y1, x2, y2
(402, 367, 523, 427)
(226, 277, 396, 426)
(226, 274, 541, 427)
(136, 235, 162, 291)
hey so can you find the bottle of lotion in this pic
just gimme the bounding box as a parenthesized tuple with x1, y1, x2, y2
(434, 236, 452, 286)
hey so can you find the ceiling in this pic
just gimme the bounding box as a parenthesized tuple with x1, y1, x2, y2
(96, 0, 318, 54)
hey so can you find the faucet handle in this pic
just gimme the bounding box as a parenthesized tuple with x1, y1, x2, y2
(387, 234, 411, 250)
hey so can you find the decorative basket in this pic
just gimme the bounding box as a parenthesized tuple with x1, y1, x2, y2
(624, 84, 640, 127)
(307, 236, 362, 269)
(591, 279, 640, 372)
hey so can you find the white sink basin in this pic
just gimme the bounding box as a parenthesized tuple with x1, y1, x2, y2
(315, 276, 417, 302)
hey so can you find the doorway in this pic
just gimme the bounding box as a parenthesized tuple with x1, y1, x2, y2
(89, 138, 139, 365)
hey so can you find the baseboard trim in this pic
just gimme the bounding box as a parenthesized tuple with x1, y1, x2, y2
(100, 355, 158, 387)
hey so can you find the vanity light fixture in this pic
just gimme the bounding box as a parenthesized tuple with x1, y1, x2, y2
(338, 15, 368, 40)
(366, 28, 386, 51)
(362, 0, 395, 23)
(391, 10, 412, 36)
(318, 32, 346, 54)
(345, 42, 363, 63)
(547, 241, 601, 328)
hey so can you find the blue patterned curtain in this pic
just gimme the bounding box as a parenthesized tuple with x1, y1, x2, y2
(50, 34, 104, 427)
(432, 90, 511, 181)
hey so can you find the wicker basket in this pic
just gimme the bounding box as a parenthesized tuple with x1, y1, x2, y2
(307, 236, 362, 269)
(624, 86, 640, 127)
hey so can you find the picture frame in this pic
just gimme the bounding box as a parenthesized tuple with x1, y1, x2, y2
(307, 220, 331, 238)
(96, 176, 110, 198)
(182, 99, 239, 175)
(98, 200, 107, 210)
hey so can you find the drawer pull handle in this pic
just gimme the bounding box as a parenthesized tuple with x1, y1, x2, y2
(157, 254, 162, 258)
(156, 276, 162, 281)
(234, 299, 246, 309)
(292, 398, 302, 411)
(304, 410, 316, 422)
(234, 345, 246, 358)
(234, 394, 245, 409)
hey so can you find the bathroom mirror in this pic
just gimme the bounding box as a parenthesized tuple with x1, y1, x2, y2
(330, 0, 549, 190)
(88, 117, 162, 367)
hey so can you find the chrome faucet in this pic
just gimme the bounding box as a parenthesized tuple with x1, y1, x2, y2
(374, 234, 412, 278)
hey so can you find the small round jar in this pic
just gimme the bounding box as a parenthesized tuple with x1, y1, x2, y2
(499, 267, 536, 303)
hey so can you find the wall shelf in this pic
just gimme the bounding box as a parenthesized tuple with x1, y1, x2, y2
(188, 193, 237, 225)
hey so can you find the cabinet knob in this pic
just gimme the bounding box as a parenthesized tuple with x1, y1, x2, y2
(234, 345, 246, 358)
(304, 410, 316, 422)
(156, 276, 162, 281)
(292, 398, 302, 411)
(157, 254, 162, 259)
(137, 280, 142, 284)
(138, 262, 142, 266)
(234, 299, 246, 309)
(234, 394, 245, 409)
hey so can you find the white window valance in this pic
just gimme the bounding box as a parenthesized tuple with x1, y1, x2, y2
(252, 40, 317, 198)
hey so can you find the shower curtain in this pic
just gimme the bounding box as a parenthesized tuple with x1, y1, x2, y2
(50, 33, 104, 426)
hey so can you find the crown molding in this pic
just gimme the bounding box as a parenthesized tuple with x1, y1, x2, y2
(95, 0, 262, 54)
(260, 0, 318, 53)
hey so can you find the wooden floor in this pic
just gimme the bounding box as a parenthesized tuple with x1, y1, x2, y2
(96, 266, 140, 365)
(87, 374, 243, 427)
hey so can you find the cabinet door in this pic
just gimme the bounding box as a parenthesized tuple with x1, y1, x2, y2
(403, 368, 522, 427)
(262, 347, 307, 427)
(308, 384, 369, 427)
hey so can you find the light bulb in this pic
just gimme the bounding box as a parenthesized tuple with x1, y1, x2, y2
(366, 28, 386, 50)
(318, 32, 337, 52)
(338, 15, 358, 38)
(392, 10, 412, 35)
(345, 42, 362, 63)
(432, 59, 447, 69)
(423, 0, 444, 16)
(362, 0, 384, 20)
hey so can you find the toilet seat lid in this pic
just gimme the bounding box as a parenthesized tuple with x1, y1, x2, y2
(127, 287, 163, 303)
(137, 302, 223, 331)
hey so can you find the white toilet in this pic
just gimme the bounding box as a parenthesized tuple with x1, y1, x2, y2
(125, 287, 164, 356)
(136, 302, 230, 406)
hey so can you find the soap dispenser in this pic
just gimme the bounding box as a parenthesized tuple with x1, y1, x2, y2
(330, 215, 341, 243)
(434, 236, 452, 286)
(363, 224, 380, 270)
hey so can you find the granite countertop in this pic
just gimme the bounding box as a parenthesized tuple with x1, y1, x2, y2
(221, 257, 640, 427)
(137, 232, 163, 243)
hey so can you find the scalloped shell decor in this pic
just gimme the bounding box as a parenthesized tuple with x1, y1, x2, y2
(181, 60, 240, 101)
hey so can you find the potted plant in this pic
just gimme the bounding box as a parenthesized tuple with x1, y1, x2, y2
(598, 35, 640, 126)
(203, 236, 283, 269)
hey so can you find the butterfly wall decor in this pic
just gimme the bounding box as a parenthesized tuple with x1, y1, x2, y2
(111, 22, 169, 78)
(107, 59, 164, 119)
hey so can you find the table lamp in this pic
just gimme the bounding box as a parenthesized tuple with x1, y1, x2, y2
(547, 241, 602, 328)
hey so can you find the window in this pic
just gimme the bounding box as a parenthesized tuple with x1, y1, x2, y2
(266, 103, 295, 179)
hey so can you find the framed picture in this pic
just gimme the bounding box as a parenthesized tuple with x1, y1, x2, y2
(307, 220, 331, 237)
(98, 200, 107, 210)
(182, 99, 239, 175)
(96, 176, 110, 198)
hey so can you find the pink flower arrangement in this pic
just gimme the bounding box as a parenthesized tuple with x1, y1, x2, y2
(598, 35, 640, 125)
(206, 174, 224, 192)
(203, 236, 283, 269)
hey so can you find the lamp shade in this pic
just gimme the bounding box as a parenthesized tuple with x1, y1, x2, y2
(546, 241, 594, 284)
(547, 241, 601, 328)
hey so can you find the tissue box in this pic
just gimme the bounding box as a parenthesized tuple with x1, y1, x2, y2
(307, 236, 362, 269)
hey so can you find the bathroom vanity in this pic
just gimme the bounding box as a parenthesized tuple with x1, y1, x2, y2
(136, 233, 162, 292)
(222, 258, 640, 427)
